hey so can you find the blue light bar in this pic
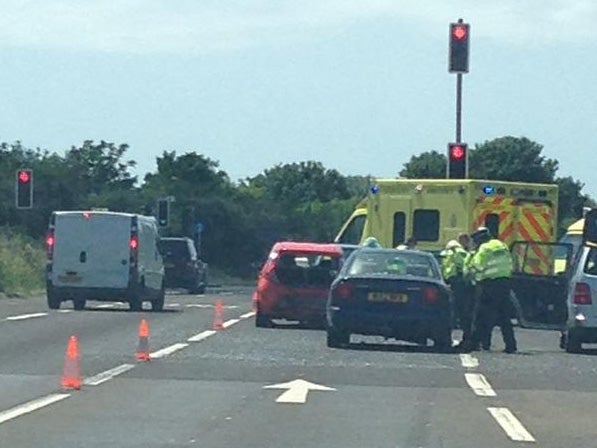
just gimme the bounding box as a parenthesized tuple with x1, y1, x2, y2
(482, 185, 495, 195)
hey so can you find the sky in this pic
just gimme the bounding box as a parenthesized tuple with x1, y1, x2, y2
(1, 0, 596, 197)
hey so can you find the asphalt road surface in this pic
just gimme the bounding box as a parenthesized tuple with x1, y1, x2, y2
(0, 286, 596, 447)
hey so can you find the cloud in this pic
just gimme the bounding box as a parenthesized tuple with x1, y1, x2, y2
(0, 0, 595, 54)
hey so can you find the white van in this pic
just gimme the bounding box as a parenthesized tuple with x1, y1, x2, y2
(46, 211, 165, 311)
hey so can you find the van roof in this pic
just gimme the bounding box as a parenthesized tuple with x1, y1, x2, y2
(54, 211, 137, 218)
(272, 241, 343, 256)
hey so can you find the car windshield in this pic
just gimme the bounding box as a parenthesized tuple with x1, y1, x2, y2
(346, 250, 440, 279)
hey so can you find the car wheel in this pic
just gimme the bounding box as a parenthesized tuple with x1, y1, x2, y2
(47, 292, 61, 310)
(326, 326, 350, 348)
(73, 299, 86, 311)
(433, 326, 453, 353)
(151, 283, 165, 312)
(565, 330, 582, 353)
(255, 309, 273, 328)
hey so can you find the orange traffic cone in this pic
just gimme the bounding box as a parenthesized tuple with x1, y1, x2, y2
(212, 299, 224, 330)
(61, 335, 82, 390)
(135, 319, 151, 361)
(251, 291, 258, 312)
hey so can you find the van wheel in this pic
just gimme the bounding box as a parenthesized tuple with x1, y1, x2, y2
(129, 281, 144, 311)
(565, 330, 582, 353)
(47, 293, 61, 310)
(73, 299, 86, 311)
(151, 284, 165, 312)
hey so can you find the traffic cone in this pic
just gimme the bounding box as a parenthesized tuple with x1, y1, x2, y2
(212, 299, 224, 330)
(251, 291, 258, 312)
(61, 335, 82, 390)
(135, 319, 151, 361)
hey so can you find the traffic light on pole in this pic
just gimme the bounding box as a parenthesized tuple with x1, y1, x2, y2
(157, 199, 169, 227)
(447, 143, 467, 179)
(15, 169, 33, 209)
(449, 22, 470, 73)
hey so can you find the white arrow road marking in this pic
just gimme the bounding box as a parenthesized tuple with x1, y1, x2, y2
(0, 393, 70, 425)
(264, 379, 336, 404)
(6, 312, 48, 321)
(150, 343, 189, 359)
(187, 330, 216, 342)
(488, 407, 536, 442)
(460, 354, 479, 368)
(84, 364, 135, 386)
(465, 373, 497, 397)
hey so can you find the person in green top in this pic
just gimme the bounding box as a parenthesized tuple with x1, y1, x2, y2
(464, 227, 517, 354)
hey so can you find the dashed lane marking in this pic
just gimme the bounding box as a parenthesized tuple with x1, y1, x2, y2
(84, 364, 135, 386)
(185, 304, 239, 309)
(460, 354, 479, 369)
(488, 407, 536, 443)
(240, 311, 256, 319)
(150, 343, 189, 359)
(5, 312, 48, 321)
(465, 373, 497, 397)
(187, 330, 216, 342)
(166, 303, 181, 307)
(0, 394, 70, 426)
(57, 310, 73, 313)
(222, 318, 240, 328)
(96, 304, 116, 309)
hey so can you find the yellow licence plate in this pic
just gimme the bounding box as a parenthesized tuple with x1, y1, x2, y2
(367, 292, 408, 303)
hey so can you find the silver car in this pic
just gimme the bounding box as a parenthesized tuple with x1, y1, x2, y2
(562, 244, 597, 352)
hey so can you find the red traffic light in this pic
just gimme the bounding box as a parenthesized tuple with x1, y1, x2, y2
(449, 145, 466, 160)
(18, 170, 31, 184)
(452, 25, 468, 40)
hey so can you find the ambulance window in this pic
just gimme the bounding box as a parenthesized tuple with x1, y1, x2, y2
(413, 209, 439, 242)
(485, 214, 500, 238)
(338, 215, 366, 245)
(392, 212, 406, 248)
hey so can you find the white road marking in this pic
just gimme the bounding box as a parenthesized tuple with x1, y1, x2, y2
(185, 304, 238, 309)
(96, 304, 115, 309)
(83, 364, 135, 386)
(6, 312, 48, 321)
(488, 407, 536, 442)
(460, 354, 479, 369)
(166, 303, 180, 307)
(187, 330, 216, 342)
(222, 319, 240, 328)
(465, 373, 497, 397)
(240, 311, 256, 319)
(150, 343, 189, 359)
(0, 393, 70, 425)
(264, 379, 336, 404)
(57, 310, 73, 313)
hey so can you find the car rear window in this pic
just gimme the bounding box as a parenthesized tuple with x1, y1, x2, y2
(161, 240, 189, 260)
(347, 250, 440, 279)
(274, 252, 340, 287)
(583, 248, 597, 275)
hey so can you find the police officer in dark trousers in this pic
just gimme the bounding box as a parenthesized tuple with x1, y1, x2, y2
(465, 227, 517, 354)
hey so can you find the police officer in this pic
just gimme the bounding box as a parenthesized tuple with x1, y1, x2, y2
(466, 227, 517, 353)
(363, 236, 382, 248)
(441, 239, 471, 349)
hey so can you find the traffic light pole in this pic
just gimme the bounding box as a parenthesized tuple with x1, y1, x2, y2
(455, 73, 462, 143)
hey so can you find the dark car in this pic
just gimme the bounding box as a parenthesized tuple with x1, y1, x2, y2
(160, 237, 208, 294)
(254, 241, 343, 328)
(326, 248, 453, 351)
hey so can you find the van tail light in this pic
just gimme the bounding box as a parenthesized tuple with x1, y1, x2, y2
(129, 233, 139, 268)
(332, 282, 354, 300)
(422, 286, 440, 304)
(573, 283, 592, 305)
(46, 231, 55, 260)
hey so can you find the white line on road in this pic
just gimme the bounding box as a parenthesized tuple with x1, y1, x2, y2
(488, 407, 536, 442)
(166, 303, 180, 307)
(6, 312, 48, 321)
(465, 373, 497, 397)
(240, 311, 256, 319)
(460, 354, 479, 369)
(0, 394, 70, 425)
(57, 310, 73, 313)
(222, 318, 240, 328)
(150, 343, 189, 359)
(96, 304, 116, 309)
(187, 330, 216, 342)
(185, 304, 238, 309)
(83, 364, 135, 386)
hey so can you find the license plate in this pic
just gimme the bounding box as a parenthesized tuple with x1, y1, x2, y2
(367, 292, 408, 303)
(58, 274, 82, 283)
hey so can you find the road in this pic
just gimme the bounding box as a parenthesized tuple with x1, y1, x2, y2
(0, 287, 596, 447)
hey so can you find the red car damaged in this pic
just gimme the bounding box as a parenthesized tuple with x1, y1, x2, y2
(254, 242, 344, 329)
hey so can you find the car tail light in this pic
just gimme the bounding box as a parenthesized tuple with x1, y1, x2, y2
(46, 231, 55, 260)
(422, 286, 439, 304)
(332, 282, 354, 300)
(573, 283, 592, 305)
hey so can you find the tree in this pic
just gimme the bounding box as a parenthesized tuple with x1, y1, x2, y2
(399, 151, 446, 178)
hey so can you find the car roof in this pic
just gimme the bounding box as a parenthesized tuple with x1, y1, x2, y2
(272, 241, 343, 256)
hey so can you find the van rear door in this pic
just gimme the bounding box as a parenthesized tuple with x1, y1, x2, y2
(52, 213, 131, 289)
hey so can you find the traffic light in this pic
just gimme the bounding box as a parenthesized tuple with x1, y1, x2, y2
(449, 22, 470, 73)
(15, 168, 33, 209)
(447, 143, 467, 179)
(157, 199, 169, 227)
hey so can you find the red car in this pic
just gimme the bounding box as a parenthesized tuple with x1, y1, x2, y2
(254, 242, 343, 328)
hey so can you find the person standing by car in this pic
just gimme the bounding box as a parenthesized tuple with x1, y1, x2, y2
(441, 239, 471, 349)
(465, 227, 517, 354)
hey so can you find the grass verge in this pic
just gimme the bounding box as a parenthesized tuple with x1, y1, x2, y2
(0, 228, 45, 295)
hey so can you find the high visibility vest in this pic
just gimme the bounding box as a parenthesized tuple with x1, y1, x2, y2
(471, 239, 513, 282)
(442, 247, 468, 280)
